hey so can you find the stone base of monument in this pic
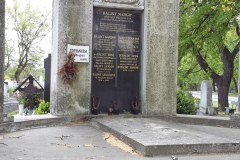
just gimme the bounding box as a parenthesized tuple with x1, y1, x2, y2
(230, 113, 240, 121)
(0, 113, 13, 123)
(197, 106, 208, 115)
(197, 106, 217, 116)
(3, 116, 14, 122)
(92, 117, 240, 156)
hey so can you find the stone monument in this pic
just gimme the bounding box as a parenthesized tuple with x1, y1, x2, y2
(51, 0, 179, 116)
(4, 82, 8, 100)
(230, 28, 240, 120)
(44, 54, 51, 102)
(199, 80, 214, 115)
(0, 0, 5, 122)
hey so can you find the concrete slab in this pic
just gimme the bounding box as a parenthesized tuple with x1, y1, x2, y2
(1, 119, 240, 159)
(14, 114, 58, 122)
(0, 123, 141, 160)
(92, 117, 240, 156)
(0, 114, 106, 133)
(160, 114, 240, 128)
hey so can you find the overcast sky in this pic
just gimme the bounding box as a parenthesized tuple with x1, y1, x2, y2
(6, 0, 53, 58)
(6, 0, 52, 12)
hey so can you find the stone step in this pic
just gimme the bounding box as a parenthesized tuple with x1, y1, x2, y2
(92, 117, 240, 156)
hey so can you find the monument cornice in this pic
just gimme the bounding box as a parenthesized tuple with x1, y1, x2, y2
(93, 0, 144, 10)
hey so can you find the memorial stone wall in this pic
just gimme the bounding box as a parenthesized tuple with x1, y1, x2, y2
(51, 0, 179, 116)
(0, 0, 5, 122)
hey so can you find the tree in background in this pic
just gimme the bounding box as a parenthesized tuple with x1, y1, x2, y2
(4, 65, 44, 81)
(6, 0, 49, 82)
(179, 0, 240, 110)
(4, 39, 15, 71)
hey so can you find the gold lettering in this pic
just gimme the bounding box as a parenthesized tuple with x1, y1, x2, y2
(103, 11, 117, 16)
(117, 13, 132, 17)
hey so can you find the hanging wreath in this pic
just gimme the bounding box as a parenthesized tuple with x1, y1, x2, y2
(58, 52, 78, 85)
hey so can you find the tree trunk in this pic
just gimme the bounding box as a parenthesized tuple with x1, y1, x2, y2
(217, 79, 230, 110)
(15, 68, 22, 83)
(14, 61, 28, 82)
(216, 47, 234, 110)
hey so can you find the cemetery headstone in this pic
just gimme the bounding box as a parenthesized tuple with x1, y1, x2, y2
(4, 82, 8, 100)
(199, 80, 214, 115)
(44, 54, 51, 102)
(51, 0, 179, 116)
(0, 0, 5, 122)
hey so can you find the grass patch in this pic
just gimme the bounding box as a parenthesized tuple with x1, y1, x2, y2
(212, 101, 230, 117)
(228, 93, 238, 97)
(7, 111, 18, 117)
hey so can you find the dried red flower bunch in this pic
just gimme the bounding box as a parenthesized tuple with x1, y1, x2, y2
(58, 52, 78, 85)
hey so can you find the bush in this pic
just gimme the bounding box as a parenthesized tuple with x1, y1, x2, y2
(35, 100, 50, 115)
(16, 92, 28, 106)
(177, 89, 197, 115)
(33, 93, 42, 107)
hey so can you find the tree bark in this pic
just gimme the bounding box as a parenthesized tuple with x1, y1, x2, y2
(0, 0, 5, 122)
(217, 79, 230, 109)
(14, 68, 22, 83)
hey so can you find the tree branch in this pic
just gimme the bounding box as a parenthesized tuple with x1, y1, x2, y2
(236, 23, 240, 37)
(183, 62, 199, 77)
(192, 41, 220, 80)
(193, 13, 211, 34)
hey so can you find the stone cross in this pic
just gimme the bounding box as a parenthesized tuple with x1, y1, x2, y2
(14, 75, 44, 110)
(199, 80, 214, 115)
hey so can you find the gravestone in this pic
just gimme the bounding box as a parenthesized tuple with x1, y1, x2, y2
(199, 80, 214, 115)
(44, 54, 51, 102)
(4, 82, 8, 100)
(231, 27, 240, 120)
(51, 0, 179, 116)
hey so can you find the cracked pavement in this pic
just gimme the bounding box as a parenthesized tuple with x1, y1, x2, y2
(0, 122, 240, 160)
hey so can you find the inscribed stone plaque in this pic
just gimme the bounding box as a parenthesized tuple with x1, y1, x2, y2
(92, 8, 141, 113)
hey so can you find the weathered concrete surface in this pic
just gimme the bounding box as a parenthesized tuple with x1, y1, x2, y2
(144, 0, 179, 115)
(1, 113, 239, 134)
(161, 114, 240, 128)
(0, 114, 106, 133)
(51, 0, 92, 116)
(92, 117, 240, 156)
(0, 0, 5, 123)
(0, 124, 139, 160)
(1, 121, 240, 160)
(3, 99, 18, 114)
(52, 0, 179, 116)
